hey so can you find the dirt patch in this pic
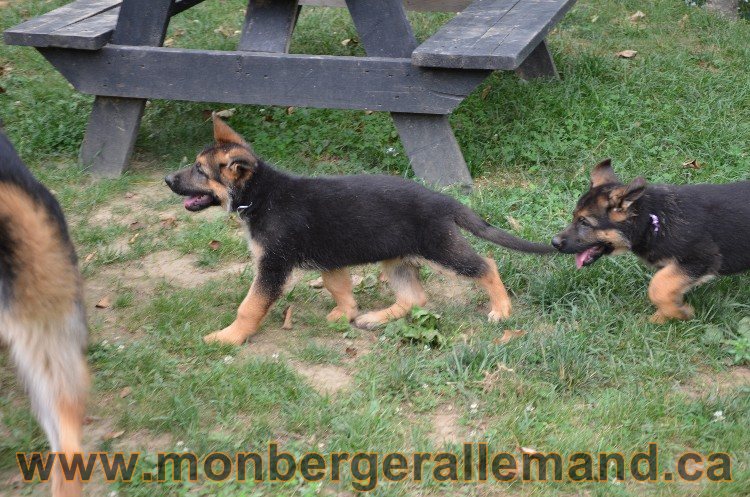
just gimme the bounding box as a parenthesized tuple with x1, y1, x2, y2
(430, 407, 463, 445)
(87, 249, 251, 298)
(88, 181, 188, 228)
(679, 366, 750, 399)
(424, 271, 474, 307)
(293, 363, 352, 395)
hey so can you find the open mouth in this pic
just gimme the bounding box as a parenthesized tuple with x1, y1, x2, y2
(183, 193, 219, 212)
(575, 244, 609, 269)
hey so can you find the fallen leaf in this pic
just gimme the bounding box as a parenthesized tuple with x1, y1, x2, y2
(616, 50, 638, 59)
(214, 108, 236, 118)
(480, 85, 492, 100)
(172, 28, 186, 38)
(364, 110, 374, 115)
(590, 15, 599, 22)
(102, 430, 125, 441)
(505, 216, 522, 231)
(519, 446, 540, 455)
(95, 297, 111, 309)
(129, 221, 145, 231)
(208, 240, 221, 250)
(341, 38, 358, 46)
(682, 159, 701, 169)
(286, 106, 295, 115)
(282, 306, 293, 330)
(163, 37, 175, 47)
(213, 26, 235, 37)
(496, 329, 526, 345)
(160, 216, 177, 228)
(309, 276, 324, 289)
(629, 11, 646, 22)
(128, 233, 140, 244)
(84, 252, 96, 263)
(345, 346, 357, 358)
(119, 386, 132, 398)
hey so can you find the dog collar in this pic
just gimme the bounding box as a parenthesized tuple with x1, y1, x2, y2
(236, 203, 252, 218)
(649, 214, 661, 233)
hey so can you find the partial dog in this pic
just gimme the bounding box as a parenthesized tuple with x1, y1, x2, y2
(165, 116, 554, 345)
(0, 133, 88, 497)
(553, 159, 750, 323)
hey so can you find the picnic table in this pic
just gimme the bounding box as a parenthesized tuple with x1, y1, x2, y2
(5, 0, 576, 187)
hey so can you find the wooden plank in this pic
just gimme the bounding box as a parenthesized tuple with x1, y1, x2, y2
(41, 46, 486, 114)
(514, 39, 557, 79)
(412, 0, 575, 70)
(79, 0, 174, 177)
(239, 0, 300, 53)
(346, 0, 477, 187)
(111, 0, 173, 44)
(300, 0, 472, 11)
(3, 0, 206, 50)
(3, 0, 119, 47)
(42, 7, 119, 50)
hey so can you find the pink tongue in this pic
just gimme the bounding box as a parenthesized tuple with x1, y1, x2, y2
(184, 194, 208, 209)
(576, 248, 595, 269)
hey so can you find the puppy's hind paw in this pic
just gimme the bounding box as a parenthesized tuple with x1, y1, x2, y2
(353, 312, 386, 330)
(487, 303, 512, 323)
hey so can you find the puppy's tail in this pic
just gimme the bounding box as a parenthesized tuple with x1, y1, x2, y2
(454, 205, 555, 254)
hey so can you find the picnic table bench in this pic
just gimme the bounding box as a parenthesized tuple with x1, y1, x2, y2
(5, 0, 575, 187)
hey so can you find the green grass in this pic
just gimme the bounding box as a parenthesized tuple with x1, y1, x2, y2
(1, 1, 749, 496)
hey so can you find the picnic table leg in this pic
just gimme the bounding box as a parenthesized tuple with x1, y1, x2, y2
(239, 0, 300, 53)
(514, 40, 558, 80)
(79, 0, 174, 177)
(344, 0, 473, 188)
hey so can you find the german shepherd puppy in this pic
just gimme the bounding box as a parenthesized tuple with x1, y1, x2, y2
(165, 117, 553, 345)
(0, 133, 88, 496)
(553, 159, 750, 323)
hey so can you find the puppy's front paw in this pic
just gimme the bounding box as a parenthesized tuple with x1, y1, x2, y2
(203, 327, 248, 345)
(649, 305, 695, 324)
(326, 306, 358, 323)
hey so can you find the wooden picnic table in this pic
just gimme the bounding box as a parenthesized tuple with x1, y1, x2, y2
(5, 0, 576, 187)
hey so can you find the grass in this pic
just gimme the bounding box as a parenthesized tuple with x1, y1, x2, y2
(1, 0, 750, 496)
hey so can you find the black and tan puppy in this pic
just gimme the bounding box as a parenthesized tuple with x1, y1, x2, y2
(553, 159, 750, 323)
(0, 132, 89, 497)
(165, 117, 553, 345)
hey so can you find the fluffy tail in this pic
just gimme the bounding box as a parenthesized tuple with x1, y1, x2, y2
(454, 205, 555, 254)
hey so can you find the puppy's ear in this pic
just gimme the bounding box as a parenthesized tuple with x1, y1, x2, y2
(609, 177, 647, 211)
(590, 159, 619, 188)
(228, 157, 255, 174)
(212, 114, 248, 147)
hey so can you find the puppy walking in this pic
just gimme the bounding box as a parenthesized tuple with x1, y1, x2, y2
(166, 117, 554, 345)
(553, 159, 750, 323)
(0, 133, 88, 496)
